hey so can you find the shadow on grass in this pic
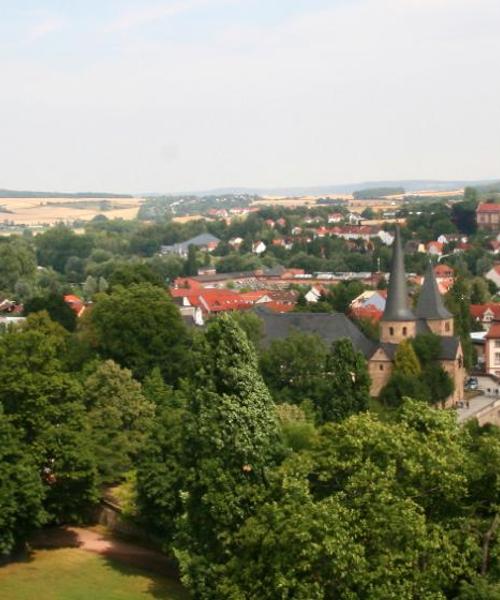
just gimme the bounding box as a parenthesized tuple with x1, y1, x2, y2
(98, 554, 188, 600)
(30, 526, 81, 550)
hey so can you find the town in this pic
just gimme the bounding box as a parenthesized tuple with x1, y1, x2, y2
(2, 1, 500, 598)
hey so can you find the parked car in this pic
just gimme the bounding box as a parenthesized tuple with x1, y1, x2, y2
(465, 377, 478, 391)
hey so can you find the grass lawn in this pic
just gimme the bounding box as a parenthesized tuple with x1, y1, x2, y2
(0, 547, 188, 600)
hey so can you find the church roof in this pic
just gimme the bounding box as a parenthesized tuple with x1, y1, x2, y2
(381, 227, 415, 322)
(416, 261, 453, 321)
(373, 336, 460, 361)
(254, 306, 375, 357)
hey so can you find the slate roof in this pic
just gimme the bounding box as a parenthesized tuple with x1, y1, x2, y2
(373, 336, 460, 361)
(416, 261, 453, 321)
(382, 227, 415, 322)
(161, 233, 220, 254)
(254, 306, 375, 357)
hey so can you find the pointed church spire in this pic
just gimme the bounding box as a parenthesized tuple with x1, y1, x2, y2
(382, 227, 415, 322)
(416, 261, 452, 320)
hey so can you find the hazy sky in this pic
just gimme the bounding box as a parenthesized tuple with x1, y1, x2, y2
(0, 0, 499, 193)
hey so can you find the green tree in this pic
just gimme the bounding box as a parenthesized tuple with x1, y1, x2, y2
(35, 225, 93, 273)
(260, 331, 329, 410)
(394, 339, 421, 376)
(24, 293, 77, 332)
(380, 372, 431, 408)
(220, 401, 477, 599)
(322, 338, 371, 423)
(422, 364, 454, 407)
(176, 315, 280, 596)
(470, 277, 491, 304)
(84, 360, 155, 483)
(0, 239, 37, 293)
(0, 313, 98, 522)
(183, 244, 199, 276)
(0, 407, 46, 556)
(82, 275, 98, 299)
(109, 262, 164, 289)
(446, 277, 474, 370)
(135, 388, 187, 547)
(89, 283, 189, 382)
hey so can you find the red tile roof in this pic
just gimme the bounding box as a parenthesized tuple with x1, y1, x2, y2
(486, 321, 500, 338)
(470, 304, 500, 320)
(477, 203, 500, 213)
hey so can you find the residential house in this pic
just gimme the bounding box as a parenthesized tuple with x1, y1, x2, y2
(427, 241, 444, 257)
(64, 294, 86, 317)
(470, 304, 500, 331)
(476, 203, 500, 231)
(484, 322, 500, 376)
(252, 240, 267, 255)
(486, 265, 500, 289)
(160, 233, 221, 258)
(327, 213, 343, 223)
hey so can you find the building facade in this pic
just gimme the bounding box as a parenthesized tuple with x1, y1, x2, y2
(476, 203, 500, 231)
(367, 228, 464, 406)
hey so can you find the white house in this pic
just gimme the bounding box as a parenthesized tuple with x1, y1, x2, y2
(486, 265, 500, 289)
(252, 241, 267, 255)
(305, 286, 323, 303)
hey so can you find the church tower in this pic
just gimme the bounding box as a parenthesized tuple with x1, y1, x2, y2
(415, 261, 454, 335)
(380, 227, 416, 343)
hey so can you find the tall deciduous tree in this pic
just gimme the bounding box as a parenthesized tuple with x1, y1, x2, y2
(0, 313, 98, 523)
(322, 338, 371, 423)
(84, 360, 155, 483)
(89, 283, 189, 382)
(0, 408, 46, 556)
(220, 401, 477, 599)
(394, 339, 421, 376)
(176, 315, 280, 596)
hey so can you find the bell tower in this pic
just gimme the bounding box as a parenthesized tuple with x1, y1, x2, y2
(380, 227, 416, 343)
(415, 261, 454, 335)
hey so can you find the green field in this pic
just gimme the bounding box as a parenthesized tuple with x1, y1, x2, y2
(0, 548, 188, 600)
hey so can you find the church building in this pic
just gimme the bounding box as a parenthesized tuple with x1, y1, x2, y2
(368, 227, 465, 406)
(255, 227, 465, 407)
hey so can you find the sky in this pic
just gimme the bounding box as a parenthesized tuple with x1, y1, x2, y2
(0, 0, 499, 193)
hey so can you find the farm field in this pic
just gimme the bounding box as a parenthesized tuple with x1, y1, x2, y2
(0, 547, 187, 600)
(0, 196, 145, 226)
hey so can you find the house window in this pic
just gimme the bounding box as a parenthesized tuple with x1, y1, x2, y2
(495, 352, 500, 366)
(402, 327, 407, 336)
(445, 322, 451, 332)
(495, 340, 500, 348)
(379, 364, 384, 371)
(389, 327, 394, 336)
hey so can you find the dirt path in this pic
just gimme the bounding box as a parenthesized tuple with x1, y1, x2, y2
(30, 526, 179, 579)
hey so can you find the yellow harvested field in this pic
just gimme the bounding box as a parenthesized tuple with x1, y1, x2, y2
(0, 196, 145, 226)
(252, 194, 348, 207)
(172, 214, 210, 223)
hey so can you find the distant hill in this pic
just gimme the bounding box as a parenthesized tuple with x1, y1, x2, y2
(0, 189, 133, 199)
(160, 179, 499, 198)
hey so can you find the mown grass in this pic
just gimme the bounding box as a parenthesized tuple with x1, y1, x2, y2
(0, 547, 188, 600)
